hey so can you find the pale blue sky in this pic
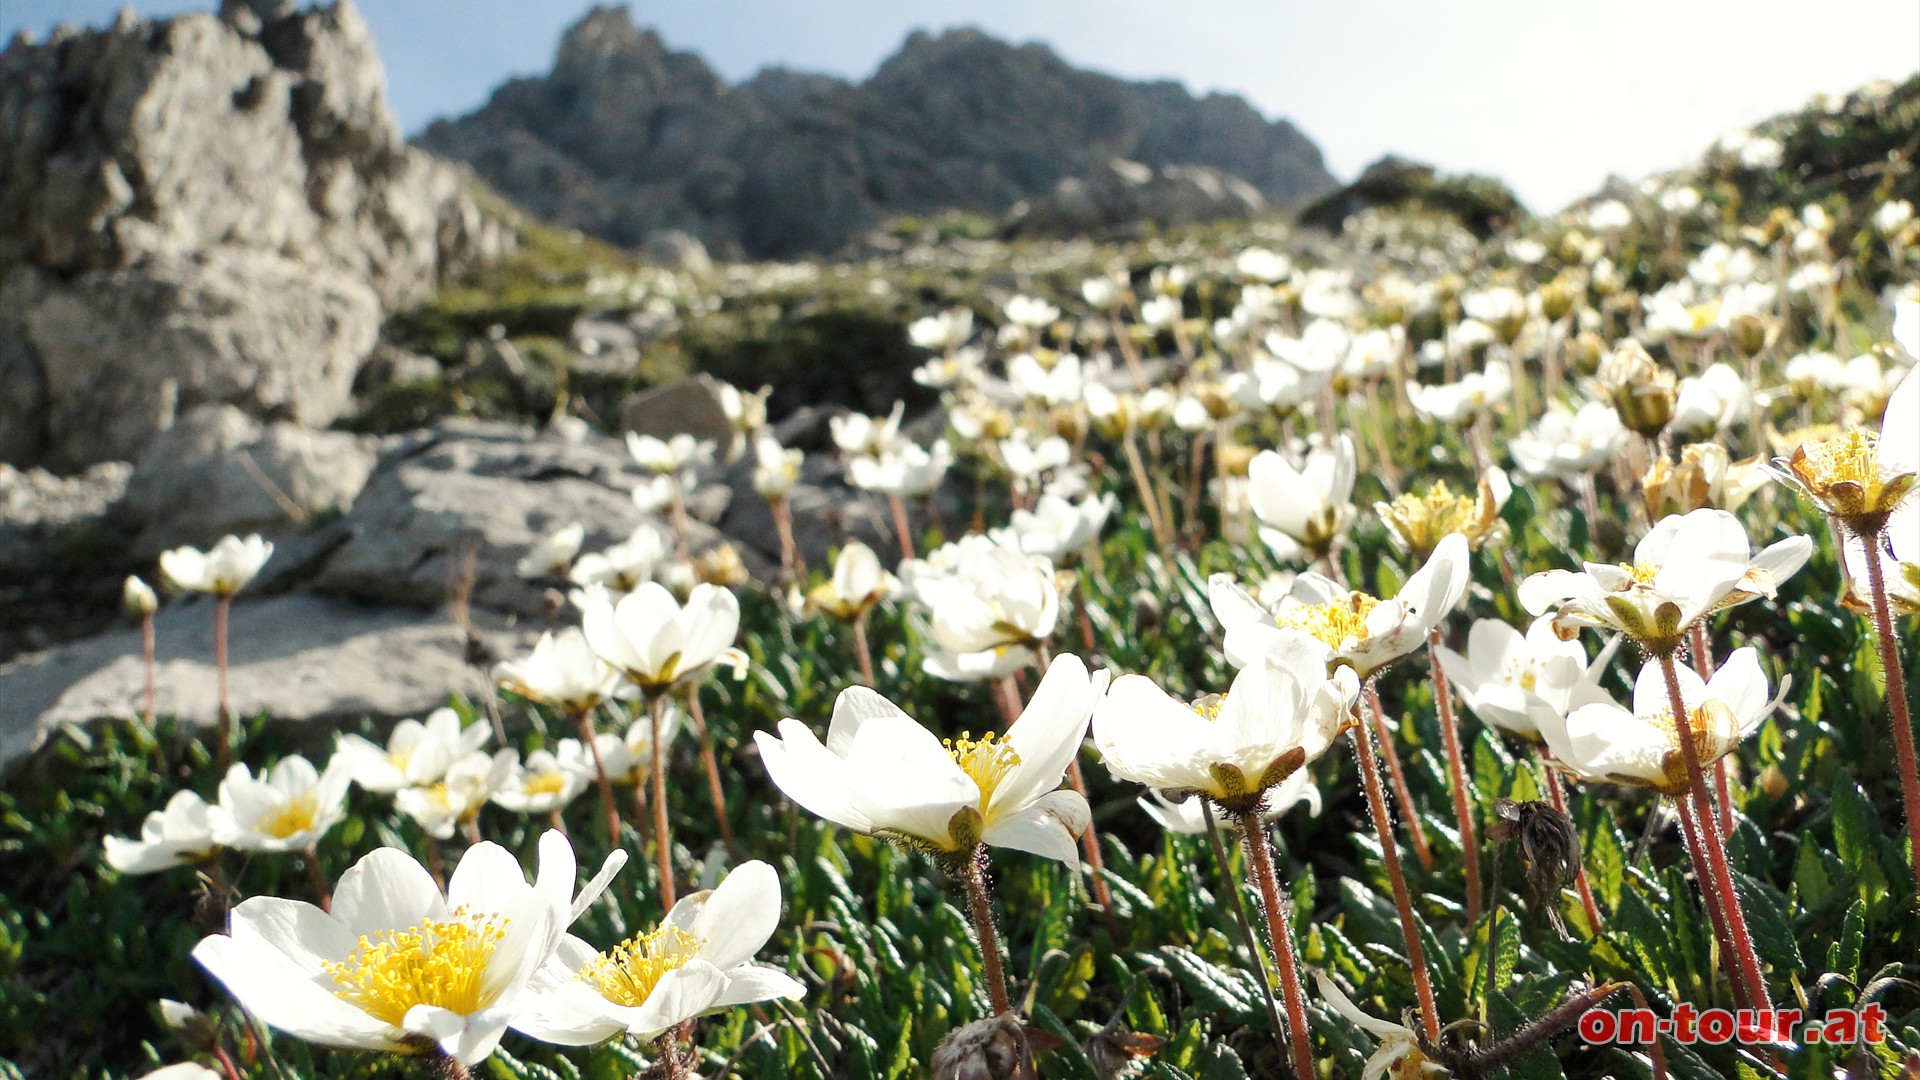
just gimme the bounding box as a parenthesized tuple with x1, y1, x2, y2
(9, 1, 1919, 212)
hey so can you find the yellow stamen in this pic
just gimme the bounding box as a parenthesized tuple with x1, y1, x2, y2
(1274, 593, 1379, 649)
(324, 910, 507, 1026)
(255, 793, 319, 839)
(1190, 693, 1228, 721)
(1616, 562, 1661, 585)
(945, 732, 1022, 818)
(578, 925, 701, 1007)
(523, 771, 568, 797)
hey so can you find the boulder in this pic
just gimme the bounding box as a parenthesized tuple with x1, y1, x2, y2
(304, 420, 757, 617)
(0, 1, 510, 468)
(0, 592, 538, 774)
(119, 403, 378, 554)
(1004, 159, 1266, 240)
(3, 253, 381, 469)
(618, 374, 734, 444)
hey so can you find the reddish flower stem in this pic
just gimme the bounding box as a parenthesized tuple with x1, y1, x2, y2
(1427, 626, 1481, 922)
(1673, 795, 1749, 1013)
(574, 710, 623, 844)
(649, 694, 677, 908)
(1353, 695, 1442, 1044)
(141, 612, 156, 726)
(1365, 684, 1434, 871)
(888, 495, 916, 560)
(303, 847, 330, 913)
(1659, 654, 1770, 1013)
(1859, 523, 1920, 900)
(1690, 622, 1736, 838)
(686, 691, 743, 862)
(1236, 809, 1317, 1079)
(958, 848, 1013, 1016)
(851, 614, 876, 686)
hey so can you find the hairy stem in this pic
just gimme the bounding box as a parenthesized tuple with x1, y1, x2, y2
(1859, 522, 1920, 901)
(686, 692, 743, 862)
(1235, 808, 1317, 1079)
(958, 848, 1012, 1016)
(1353, 694, 1442, 1044)
(650, 694, 677, 908)
(851, 614, 876, 687)
(214, 594, 232, 771)
(1365, 684, 1434, 871)
(574, 710, 623, 846)
(1659, 654, 1769, 1012)
(1428, 626, 1482, 922)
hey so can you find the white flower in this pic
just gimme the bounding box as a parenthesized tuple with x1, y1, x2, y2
(913, 346, 985, 391)
(211, 756, 352, 854)
(1008, 352, 1085, 407)
(1659, 186, 1702, 214)
(569, 525, 666, 594)
(1139, 766, 1320, 834)
(1518, 508, 1755, 653)
(1211, 532, 1471, 678)
(1842, 500, 1920, 617)
(557, 708, 685, 787)
(517, 524, 586, 580)
(830, 402, 906, 458)
(512, 860, 801, 1044)
(581, 582, 745, 696)
(1236, 247, 1293, 283)
(104, 790, 217, 874)
(1003, 295, 1060, 329)
(991, 490, 1117, 561)
(757, 654, 1109, 863)
(752, 434, 804, 498)
(997, 432, 1072, 492)
(1246, 434, 1357, 557)
(806, 542, 898, 620)
(1316, 973, 1449, 1080)
(137, 1066, 221, 1080)
(333, 707, 492, 794)
(495, 628, 630, 716)
(626, 432, 712, 475)
(1085, 383, 1173, 436)
(397, 750, 518, 840)
(909, 308, 974, 351)
(848, 439, 953, 498)
(1462, 285, 1526, 328)
(1435, 617, 1605, 742)
(159, 534, 273, 597)
(491, 750, 592, 816)
(630, 473, 682, 515)
(1896, 287, 1920, 360)
(1738, 135, 1783, 170)
(1670, 363, 1752, 436)
(1139, 294, 1182, 330)
(1874, 199, 1914, 236)
(192, 831, 623, 1065)
(1409, 361, 1511, 424)
(1510, 401, 1624, 480)
(124, 575, 158, 616)
(1542, 648, 1781, 794)
(908, 535, 1060, 680)
(1585, 200, 1632, 232)
(1093, 637, 1355, 810)
(1081, 276, 1124, 309)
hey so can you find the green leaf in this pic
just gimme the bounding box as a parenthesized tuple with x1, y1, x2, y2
(1830, 772, 1879, 876)
(1825, 899, 1866, 983)
(1160, 946, 1261, 1020)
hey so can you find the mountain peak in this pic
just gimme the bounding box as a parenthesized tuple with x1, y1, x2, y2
(418, 20, 1335, 258)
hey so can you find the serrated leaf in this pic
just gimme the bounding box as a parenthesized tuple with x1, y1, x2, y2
(1825, 899, 1866, 983)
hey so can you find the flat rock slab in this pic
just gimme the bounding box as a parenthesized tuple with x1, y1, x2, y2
(0, 592, 535, 775)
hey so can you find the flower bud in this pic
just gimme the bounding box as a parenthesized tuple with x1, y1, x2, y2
(123, 575, 159, 617)
(1598, 340, 1676, 436)
(1728, 313, 1777, 359)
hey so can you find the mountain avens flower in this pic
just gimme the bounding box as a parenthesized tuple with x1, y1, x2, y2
(1375, 471, 1511, 560)
(511, 860, 801, 1044)
(333, 707, 491, 794)
(192, 832, 623, 1066)
(211, 756, 352, 854)
(756, 653, 1108, 865)
(104, 790, 218, 875)
(158, 534, 273, 597)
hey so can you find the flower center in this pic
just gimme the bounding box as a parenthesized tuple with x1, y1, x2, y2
(1190, 692, 1228, 721)
(945, 732, 1022, 817)
(1503, 659, 1541, 693)
(523, 770, 568, 797)
(256, 793, 320, 839)
(1804, 430, 1882, 489)
(578, 925, 702, 1007)
(324, 910, 507, 1026)
(1615, 562, 1661, 585)
(1274, 593, 1380, 649)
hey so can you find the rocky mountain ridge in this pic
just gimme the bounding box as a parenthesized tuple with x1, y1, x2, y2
(417, 6, 1336, 258)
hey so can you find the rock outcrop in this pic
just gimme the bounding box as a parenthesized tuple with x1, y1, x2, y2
(0, 0, 510, 469)
(1004, 159, 1267, 240)
(417, 9, 1334, 258)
